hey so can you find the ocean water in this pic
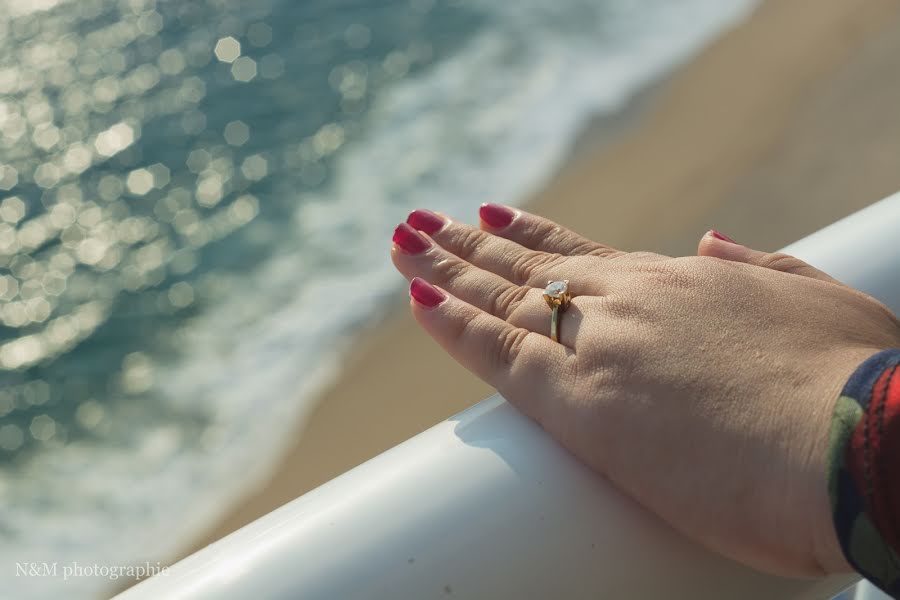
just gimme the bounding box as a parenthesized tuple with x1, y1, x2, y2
(0, 0, 759, 597)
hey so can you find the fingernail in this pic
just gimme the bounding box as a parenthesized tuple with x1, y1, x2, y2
(406, 209, 445, 235)
(479, 203, 516, 229)
(410, 277, 446, 308)
(393, 223, 431, 254)
(709, 230, 736, 244)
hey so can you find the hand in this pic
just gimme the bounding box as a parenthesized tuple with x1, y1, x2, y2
(390, 205, 900, 578)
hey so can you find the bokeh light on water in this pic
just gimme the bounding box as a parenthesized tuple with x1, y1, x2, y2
(0, 0, 461, 460)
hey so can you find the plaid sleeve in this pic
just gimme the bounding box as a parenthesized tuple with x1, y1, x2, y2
(827, 348, 900, 596)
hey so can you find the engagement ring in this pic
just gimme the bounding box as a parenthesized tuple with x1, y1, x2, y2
(543, 280, 571, 343)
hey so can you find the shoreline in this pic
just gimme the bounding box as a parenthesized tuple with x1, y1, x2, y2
(178, 0, 900, 564)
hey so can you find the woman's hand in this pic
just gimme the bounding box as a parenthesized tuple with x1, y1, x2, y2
(390, 205, 900, 578)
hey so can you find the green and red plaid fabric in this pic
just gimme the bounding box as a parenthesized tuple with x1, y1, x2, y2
(828, 348, 900, 596)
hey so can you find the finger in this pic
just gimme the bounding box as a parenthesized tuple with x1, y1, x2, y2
(408, 277, 573, 426)
(392, 223, 586, 347)
(405, 209, 592, 289)
(697, 230, 843, 285)
(479, 203, 623, 258)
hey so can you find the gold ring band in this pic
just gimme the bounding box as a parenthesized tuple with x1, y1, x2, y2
(550, 304, 561, 343)
(543, 280, 571, 344)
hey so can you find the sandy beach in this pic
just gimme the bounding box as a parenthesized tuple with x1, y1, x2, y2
(187, 0, 900, 556)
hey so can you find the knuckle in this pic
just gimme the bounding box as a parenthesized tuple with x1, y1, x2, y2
(584, 244, 619, 258)
(431, 254, 469, 286)
(497, 326, 530, 369)
(491, 284, 531, 319)
(451, 311, 530, 373)
(520, 218, 556, 244)
(512, 251, 565, 284)
(758, 252, 807, 274)
(568, 238, 598, 255)
(543, 225, 586, 254)
(447, 308, 478, 347)
(450, 226, 490, 262)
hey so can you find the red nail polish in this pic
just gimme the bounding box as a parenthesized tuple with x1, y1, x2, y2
(479, 203, 516, 229)
(709, 230, 736, 243)
(410, 277, 446, 308)
(406, 209, 445, 235)
(393, 223, 431, 254)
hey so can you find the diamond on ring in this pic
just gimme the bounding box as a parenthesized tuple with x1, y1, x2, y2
(543, 280, 571, 308)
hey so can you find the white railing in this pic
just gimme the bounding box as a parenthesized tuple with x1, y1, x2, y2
(118, 193, 900, 600)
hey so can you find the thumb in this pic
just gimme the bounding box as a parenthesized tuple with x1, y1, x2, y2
(698, 230, 842, 285)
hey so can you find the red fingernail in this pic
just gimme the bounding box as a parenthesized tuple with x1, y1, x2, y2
(393, 223, 431, 254)
(406, 209, 445, 235)
(479, 203, 516, 229)
(709, 230, 736, 243)
(410, 277, 446, 308)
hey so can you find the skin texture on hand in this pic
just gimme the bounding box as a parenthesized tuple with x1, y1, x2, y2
(391, 206, 900, 579)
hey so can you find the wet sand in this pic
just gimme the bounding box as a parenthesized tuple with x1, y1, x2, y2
(187, 0, 900, 556)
